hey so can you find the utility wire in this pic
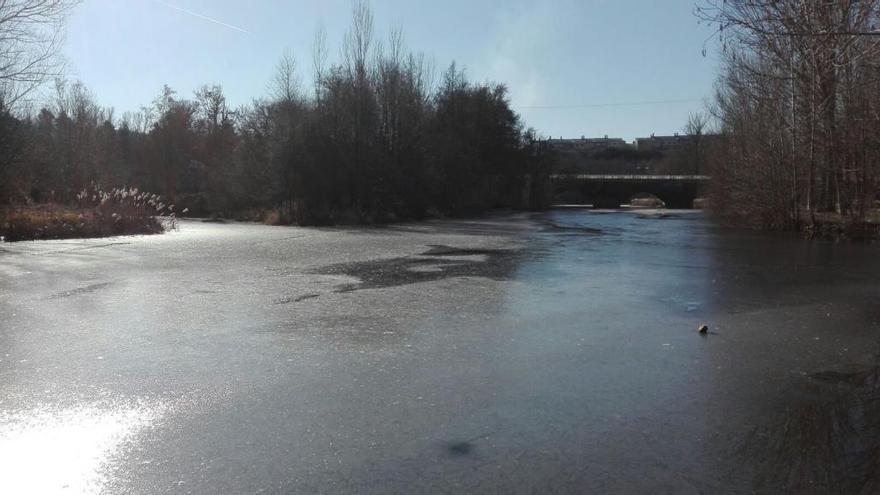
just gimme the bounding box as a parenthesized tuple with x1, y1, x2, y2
(515, 98, 703, 109)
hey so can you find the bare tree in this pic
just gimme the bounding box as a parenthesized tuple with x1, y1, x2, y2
(699, 0, 880, 231)
(271, 49, 300, 105)
(341, 0, 376, 211)
(683, 112, 709, 175)
(342, 0, 374, 84)
(0, 0, 79, 107)
(311, 23, 327, 101)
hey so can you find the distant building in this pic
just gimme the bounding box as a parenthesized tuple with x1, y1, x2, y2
(546, 132, 719, 175)
(547, 135, 633, 153)
(547, 135, 647, 174)
(634, 133, 690, 152)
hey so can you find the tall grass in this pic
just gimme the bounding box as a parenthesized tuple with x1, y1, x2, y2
(0, 184, 177, 242)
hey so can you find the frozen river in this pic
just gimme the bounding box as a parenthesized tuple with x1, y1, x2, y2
(2, 211, 879, 493)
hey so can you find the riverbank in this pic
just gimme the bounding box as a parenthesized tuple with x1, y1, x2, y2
(707, 204, 880, 241)
(801, 210, 880, 240)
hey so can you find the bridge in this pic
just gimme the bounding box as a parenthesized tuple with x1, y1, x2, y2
(549, 174, 711, 208)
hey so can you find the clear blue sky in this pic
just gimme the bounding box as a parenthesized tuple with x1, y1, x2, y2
(64, 0, 719, 140)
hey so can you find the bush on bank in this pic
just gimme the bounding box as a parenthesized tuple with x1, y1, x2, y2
(0, 184, 176, 242)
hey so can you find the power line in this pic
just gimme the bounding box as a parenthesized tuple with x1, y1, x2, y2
(514, 98, 704, 110)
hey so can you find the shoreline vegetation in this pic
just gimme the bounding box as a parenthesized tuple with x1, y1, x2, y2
(713, 208, 880, 240)
(3, 1, 880, 242)
(0, 184, 177, 242)
(699, 2, 880, 240)
(0, 1, 553, 242)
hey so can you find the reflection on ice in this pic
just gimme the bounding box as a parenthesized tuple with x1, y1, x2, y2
(0, 401, 161, 494)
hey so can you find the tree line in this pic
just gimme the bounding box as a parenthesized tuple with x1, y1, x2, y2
(699, 0, 880, 233)
(0, 1, 552, 224)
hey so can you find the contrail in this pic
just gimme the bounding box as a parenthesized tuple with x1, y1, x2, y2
(150, 0, 250, 34)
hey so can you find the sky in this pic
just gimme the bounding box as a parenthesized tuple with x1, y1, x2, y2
(63, 0, 720, 141)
